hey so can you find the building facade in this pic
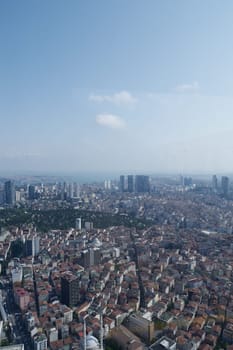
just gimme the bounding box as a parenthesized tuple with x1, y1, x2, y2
(61, 273, 80, 307)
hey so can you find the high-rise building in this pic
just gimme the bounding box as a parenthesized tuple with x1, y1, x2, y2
(0, 190, 4, 205)
(61, 182, 67, 200)
(104, 180, 111, 190)
(15, 191, 21, 202)
(127, 175, 134, 192)
(119, 175, 125, 192)
(28, 185, 36, 200)
(68, 183, 74, 199)
(76, 218, 82, 230)
(25, 236, 40, 257)
(212, 175, 218, 191)
(73, 182, 80, 198)
(81, 248, 101, 268)
(61, 272, 80, 307)
(221, 176, 229, 197)
(183, 177, 193, 186)
(4, 180, 15, 205)
(135, 175, 150, 193)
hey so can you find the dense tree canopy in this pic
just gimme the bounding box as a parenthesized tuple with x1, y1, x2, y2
(0, 208, 152, 232)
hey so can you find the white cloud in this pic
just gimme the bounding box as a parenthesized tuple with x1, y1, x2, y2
(89, 91, 137, 105)
(96, 114, 126, 129)
(175, 81, 200, 93)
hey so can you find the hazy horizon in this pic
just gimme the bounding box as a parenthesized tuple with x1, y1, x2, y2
(1, 1, 233, 173)
(0, 170, 232, 180)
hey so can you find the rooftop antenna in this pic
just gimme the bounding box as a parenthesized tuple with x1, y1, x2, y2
(100, 311, 103, 350)
(83, 314, 88, 350)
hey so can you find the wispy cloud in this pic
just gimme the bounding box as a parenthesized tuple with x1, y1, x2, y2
(90, 91, 137, 105)
(96, 114, 126, 129)
(175, 81, 200, 93)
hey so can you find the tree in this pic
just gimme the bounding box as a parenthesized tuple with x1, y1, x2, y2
(0, 338, 9, 346)
(105, 338, 122, 350)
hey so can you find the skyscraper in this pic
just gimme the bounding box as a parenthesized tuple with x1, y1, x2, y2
(104, 180, 111, 190)
(25, 236, 40, 257)
(221, 176, 229, 197)
(61, 182, 67, 200)
(28, 185, 36, 200)
(4, 180, 15, 205)
(183, 177, 193, 186)
(135, 175, 150, 193)
(127, 175, 134, 192)
(73, 182, 80, 198)
(68, 183, 74, 199)
(61, 272, 80, 307)
(212, 175, 218, 191)
(119, 175, 125, 192)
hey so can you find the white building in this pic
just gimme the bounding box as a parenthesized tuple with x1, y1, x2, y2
(76, 218, 82, 230)
(82, 335, 100, 350)
(0, 345, 24, 350)
(11, 267, 23, 284)
(48, 327, 58, 343)
(33, 333, 47, 350)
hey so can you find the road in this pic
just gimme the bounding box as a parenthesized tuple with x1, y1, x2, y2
(2, 279, 32, 350)
(130, 230, 146, 308)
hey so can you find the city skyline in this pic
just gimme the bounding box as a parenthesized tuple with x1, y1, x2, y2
(1, 1, 233, 173)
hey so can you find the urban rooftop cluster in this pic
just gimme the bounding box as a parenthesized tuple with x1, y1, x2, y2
(0, 174, 232, 350)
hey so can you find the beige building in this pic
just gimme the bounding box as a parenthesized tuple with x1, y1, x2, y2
(124, 313, 154, 343)
(111, 325, 144, 350)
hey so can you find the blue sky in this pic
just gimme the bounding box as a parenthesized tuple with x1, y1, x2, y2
(1, 0, 233, 174)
